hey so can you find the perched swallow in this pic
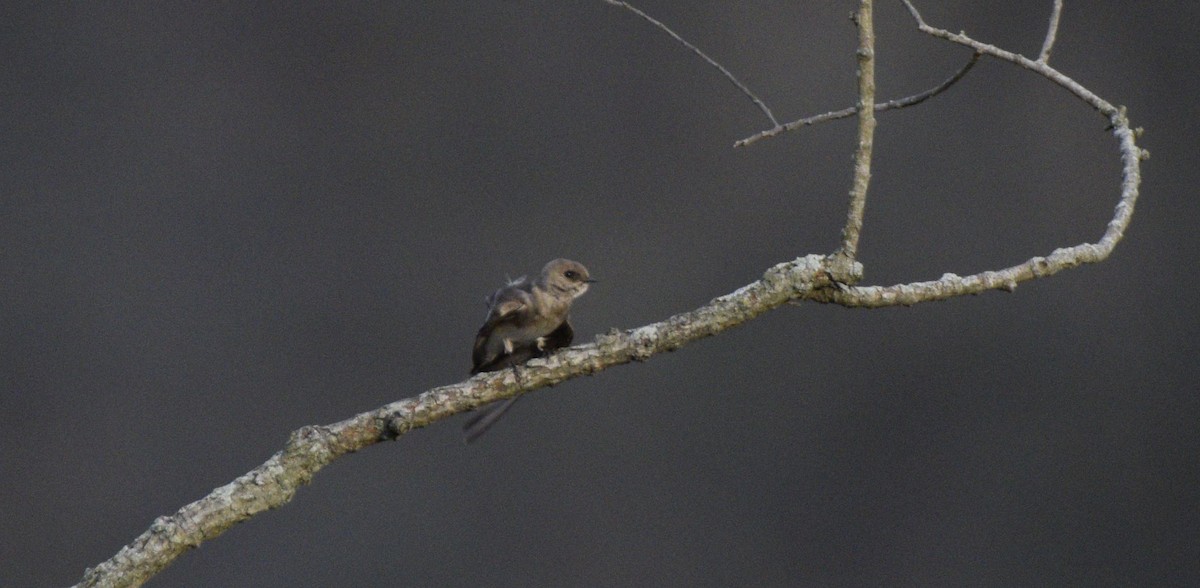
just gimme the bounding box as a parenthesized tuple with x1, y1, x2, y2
(464, 259, 594, 443)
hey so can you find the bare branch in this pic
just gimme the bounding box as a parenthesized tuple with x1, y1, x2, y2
(79, 105, 1147, 584)
(735, 52, 979, 147)
(601, 0, 779, 126)
(76, 254, 852, 588)
(1038, 0, 1065, 63)
(836, 0, 877, 262)
(887, 0, 1147, 286)
(78, 4, 1148, 587)
(900, 0, 1111, 115)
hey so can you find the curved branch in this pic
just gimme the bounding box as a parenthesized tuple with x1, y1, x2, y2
(77, 103, 1146, 585)
(77, 4, 1147, 586)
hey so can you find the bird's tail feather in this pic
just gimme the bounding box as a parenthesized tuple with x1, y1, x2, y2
(463, 396, 521, 444)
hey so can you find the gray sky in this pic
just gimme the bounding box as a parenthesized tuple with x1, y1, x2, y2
(2, 2, 1197, 586)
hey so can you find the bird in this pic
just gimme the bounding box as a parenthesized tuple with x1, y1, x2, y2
(463, 258, 594, 443)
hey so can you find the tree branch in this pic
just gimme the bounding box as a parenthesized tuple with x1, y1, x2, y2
(77, 3, 1147, 586)
(601, 0, 779, 127)
(1038, 0, 1065, 64)
(77, 254, 853, 588)
(899, 0, 1110, 114)
(734, 52, 980, 148)
(837, 0, 877, 262)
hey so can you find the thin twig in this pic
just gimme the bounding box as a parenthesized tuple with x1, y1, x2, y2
(815, 103, 1144, 309)
(601, 0, 779, 127)
(900, 0, 1114, 115)
(836, 0, 876, 261)
(79, 4, 1148, 586)
(735, 52, 980, 148)
(1038, 0, 1065, 63)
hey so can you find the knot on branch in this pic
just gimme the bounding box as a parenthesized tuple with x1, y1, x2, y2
(143, 514, 202, 549)
(822, 253, 864, 286)
(595, 327, 624, 349)
(1028, 256, 1052, 278)
(763, 254, 825, 284)
(286, 425, 330, 452)
(281, 425, 336, 475)
(385, 410, 413, 438)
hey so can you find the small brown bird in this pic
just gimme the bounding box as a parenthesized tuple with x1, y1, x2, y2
(463, 259, 594, 443)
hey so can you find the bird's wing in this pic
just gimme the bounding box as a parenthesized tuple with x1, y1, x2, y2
(471, 285, 534, 373)
(541, 318, 574, 351)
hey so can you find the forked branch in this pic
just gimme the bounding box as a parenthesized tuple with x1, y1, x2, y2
(77, 3, 1145, 586)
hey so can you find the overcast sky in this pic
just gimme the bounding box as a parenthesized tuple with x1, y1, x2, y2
(2, 2, 1197, 586)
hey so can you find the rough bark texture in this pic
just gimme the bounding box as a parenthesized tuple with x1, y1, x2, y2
(76, 3, 1146, 586)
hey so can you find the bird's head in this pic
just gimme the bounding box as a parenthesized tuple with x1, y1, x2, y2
(541, 258, 595, 299)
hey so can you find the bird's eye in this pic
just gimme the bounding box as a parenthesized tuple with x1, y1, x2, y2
(564, 270, 578, 280)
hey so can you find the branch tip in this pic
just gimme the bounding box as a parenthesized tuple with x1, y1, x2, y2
(1037, 0, 1065, 63)
(78, 4, 1146, 586)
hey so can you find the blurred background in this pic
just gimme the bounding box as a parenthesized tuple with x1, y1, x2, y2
(2, 2, 1197, 586)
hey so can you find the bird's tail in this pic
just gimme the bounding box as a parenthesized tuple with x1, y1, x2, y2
(463, 396, 521, 444)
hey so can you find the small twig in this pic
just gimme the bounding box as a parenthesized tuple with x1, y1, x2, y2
(836, 0, 876, 262)
(897, 0, 1147, 291)
(900, 0, 1114, 116)
(734, 52, 980, 148)
(1038, 0, 1065, 63)
(601, 0, 779, 127)
(78, 4, 1148, 586)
